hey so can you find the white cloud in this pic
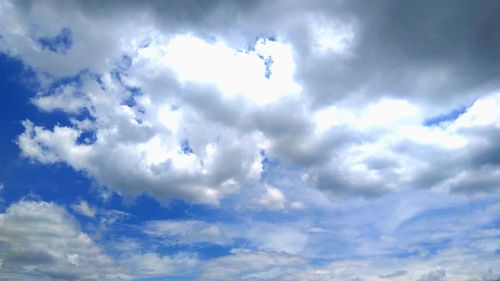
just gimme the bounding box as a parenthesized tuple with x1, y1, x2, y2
(2, 1, 500, 280)
(272, 243, 499, 281)
(143, 219, 228, 245)
(6, 0, 500, 204)
(0, 200, 123, 280)
(257, 184, 286, 210)
(309, 16, 356, 56)
(32, 84, 90, 114)
(199, 249, 305, 281)
(451, 92, 500, 129)
(290, 201, 307, 209)
(71, 200, 97, 218)
(162, 35, 300, 105)
(125, 252, 199, 278)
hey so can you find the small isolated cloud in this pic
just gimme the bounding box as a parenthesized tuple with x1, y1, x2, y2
(71, 200, 97, 218)
(257, 184, 286, 210)
(290, 201, 307, 210)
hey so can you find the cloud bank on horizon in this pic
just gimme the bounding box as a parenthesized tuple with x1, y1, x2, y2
(1, 0, 500, 280)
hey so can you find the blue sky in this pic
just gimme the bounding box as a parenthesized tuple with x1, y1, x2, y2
(1, 1, 500, 280)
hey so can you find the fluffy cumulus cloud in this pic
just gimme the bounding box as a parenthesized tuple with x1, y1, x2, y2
(2, 0, 500, 280)
(3, 0, 500, 206)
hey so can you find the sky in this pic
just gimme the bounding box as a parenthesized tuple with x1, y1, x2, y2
(0, 0, 500, 280)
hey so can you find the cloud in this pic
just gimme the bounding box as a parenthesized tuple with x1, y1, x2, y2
(71, 200, 97, 218)
(3, 0, 500, 203)
(199, 249, 305, 281)
(417, 269, 446, 281)
(141, 217, 310, 255)
(143, 219, 228, 246)
(290, 201, 306, 210)
(3, 1, 500, 280)
(256, 184, 286, 210)
(275, 246, 499, 281)
(124, 252, 199, 279)
(0, 200, 123, 280)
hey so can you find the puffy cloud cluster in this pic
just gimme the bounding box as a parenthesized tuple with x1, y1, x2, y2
(2, 0, 500, 205)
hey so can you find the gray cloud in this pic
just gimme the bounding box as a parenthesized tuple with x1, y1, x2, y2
(417, 269, 446, 281)
(0, 200, 122, 280)
(295, 0, 500, 108)
(3, 0, 500, 203)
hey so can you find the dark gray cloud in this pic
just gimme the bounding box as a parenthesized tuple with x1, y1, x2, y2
(296, 0, 500, 108)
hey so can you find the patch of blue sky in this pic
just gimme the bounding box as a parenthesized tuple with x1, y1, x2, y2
(487, 210, 500, 231)
(119, 196, 240, 226)
(0, 158, 96, 208)
(45, 69, 86, 89)
(259, 150, 281, 178)
(119, 55, 132, 70)
(397, 196, 497, 231)
(111, 55, 133, 83)
(388, 196, 500, 257)
(122, 86, 142, 107)
(423, 105, 468, 126)
(245, 34, 278, 52)
(37, 28, 72, 54)
(111, 56, 147, 110)
(263, 56, 273, 78)
(180, 138, 194, 154)
(410, 238, 453, 256)
(0, 55, 94, 205)
(76, 129, 97, 145)
(38, 70, 99, 123)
